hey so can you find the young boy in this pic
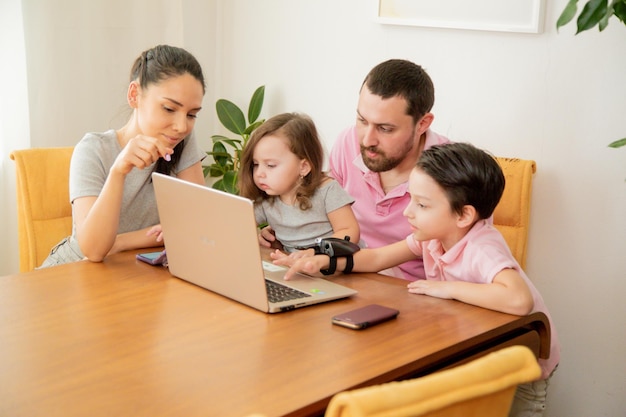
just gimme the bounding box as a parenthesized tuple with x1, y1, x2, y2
(273, 142, 560, 416)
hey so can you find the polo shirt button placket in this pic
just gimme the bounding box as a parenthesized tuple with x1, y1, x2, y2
(437, 259, 445, 276)
(376, 201, 392, 216)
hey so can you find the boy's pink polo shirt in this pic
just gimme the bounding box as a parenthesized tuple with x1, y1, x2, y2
(329, 126, 449, 281)
(405, 220, 560, 379)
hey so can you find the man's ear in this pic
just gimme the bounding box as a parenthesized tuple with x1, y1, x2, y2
(417, 112, 434, 134)
(457, 205, 478, 228)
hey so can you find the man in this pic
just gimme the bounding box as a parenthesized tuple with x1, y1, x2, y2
(264, 59, 449, 280)
(329, 59, 449, 280)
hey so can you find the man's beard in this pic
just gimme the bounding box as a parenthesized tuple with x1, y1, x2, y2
(360, 140, 414, 172)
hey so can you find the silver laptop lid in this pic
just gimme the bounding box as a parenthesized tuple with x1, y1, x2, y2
(152, 173, 356, 313)
(153, 173, 270, 311)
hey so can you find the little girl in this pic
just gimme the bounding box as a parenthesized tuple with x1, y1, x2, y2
(238, 112, 359, 254)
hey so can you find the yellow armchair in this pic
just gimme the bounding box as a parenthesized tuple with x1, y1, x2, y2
(324, 345, 541, 417)
(493, 157, 537, 269)
(10, 147, 74, 272)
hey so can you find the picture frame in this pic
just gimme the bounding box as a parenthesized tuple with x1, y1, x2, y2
(375, 0, 546, 34)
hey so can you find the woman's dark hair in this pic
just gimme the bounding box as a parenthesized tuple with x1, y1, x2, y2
(416, 142, 505, 219)
(362, 59, 435, 124)
(238, 112, 327, 210)
(130, 45, 205, 175)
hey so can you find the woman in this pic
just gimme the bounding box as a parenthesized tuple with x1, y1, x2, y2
(41, 45, 206, 267)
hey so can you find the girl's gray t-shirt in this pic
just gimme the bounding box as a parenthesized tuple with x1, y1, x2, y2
(253, 179, 355, 252)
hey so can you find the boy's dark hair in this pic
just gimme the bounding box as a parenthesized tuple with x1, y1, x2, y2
(238, 112, 327, 210)
(416, 143, 505, 219)
(130, 45, 206, 175)
(362, 59, 435, 123)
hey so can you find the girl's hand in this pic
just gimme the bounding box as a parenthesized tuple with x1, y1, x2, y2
(147, 224, 164, 242)
(269, 249, 289, 262)
(113, 135, 173, 175)
(258, 225, 276, 247)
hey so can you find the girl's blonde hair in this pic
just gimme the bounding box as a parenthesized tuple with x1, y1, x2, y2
(238, 112, 327, 210)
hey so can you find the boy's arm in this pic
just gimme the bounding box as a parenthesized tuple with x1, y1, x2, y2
(407, 268, 534, 316)
(273, 239, 415, 280)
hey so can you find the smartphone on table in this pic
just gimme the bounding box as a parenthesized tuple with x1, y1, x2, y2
(332, 304, 399, 330)
(136, 250, 167, 266)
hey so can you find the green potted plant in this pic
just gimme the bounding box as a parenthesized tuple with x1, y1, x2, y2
(204, 86, 265, 193)
(556, 0, 626, 149)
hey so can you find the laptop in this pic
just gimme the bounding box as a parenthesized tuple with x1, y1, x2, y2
(152, 173, 357, 313)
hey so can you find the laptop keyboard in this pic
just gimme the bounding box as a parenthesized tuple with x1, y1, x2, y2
(265, 280, 312, 303)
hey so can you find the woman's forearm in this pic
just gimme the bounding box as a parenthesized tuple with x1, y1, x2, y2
(76, 171, 126, 262)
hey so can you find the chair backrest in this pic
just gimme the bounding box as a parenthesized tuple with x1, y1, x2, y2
(10, 147, 74, 272)
(324, 345, 541, 417)
(493, 157, 537, 269)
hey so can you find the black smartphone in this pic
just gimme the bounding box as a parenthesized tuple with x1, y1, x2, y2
(331, 304, 399, 330)
(136, 250, 167, 266)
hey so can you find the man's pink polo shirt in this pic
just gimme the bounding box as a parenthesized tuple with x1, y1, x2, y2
(329, 126, 450, 281)
(405, 220, 560, 379)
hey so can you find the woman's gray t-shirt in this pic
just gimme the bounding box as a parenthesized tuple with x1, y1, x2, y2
(40, 129, 205, 267)
(70, 129, 204, 234)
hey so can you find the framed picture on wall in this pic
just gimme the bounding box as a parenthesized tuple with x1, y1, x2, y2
(375, 0, 546, 34)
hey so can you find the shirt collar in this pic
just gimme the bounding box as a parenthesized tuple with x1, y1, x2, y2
(427, 219, 490, 263)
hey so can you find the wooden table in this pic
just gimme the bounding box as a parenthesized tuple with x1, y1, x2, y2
(0, 249, 549, 417)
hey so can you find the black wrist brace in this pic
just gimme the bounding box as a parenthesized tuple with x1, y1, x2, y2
(296, 236, 360, 275)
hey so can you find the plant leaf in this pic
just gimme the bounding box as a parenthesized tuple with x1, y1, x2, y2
(599, 0, 617, 29)
(576, 0, 608, 33)
(557, 0, 580, 30)
(211, 136, 242, 152)
(209, 165, 226, 177)
(211, 134, 233, 143)
(599, 13, 610, 29)
(211, 142, 230, 166)
(608, 137, 626, 148)
(216, 99, 246, 135)
(206, 150, 232, 159)
(222, 171, 239, 194)
(212, 179, 226, 191)
(222, 138, 243, 149)
(244, 120, 266, 135)
(614, 0, 626, 22)
(248, 86, 265, 124)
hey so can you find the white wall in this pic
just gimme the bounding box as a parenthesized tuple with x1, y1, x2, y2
(2, 1, 625, 415)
